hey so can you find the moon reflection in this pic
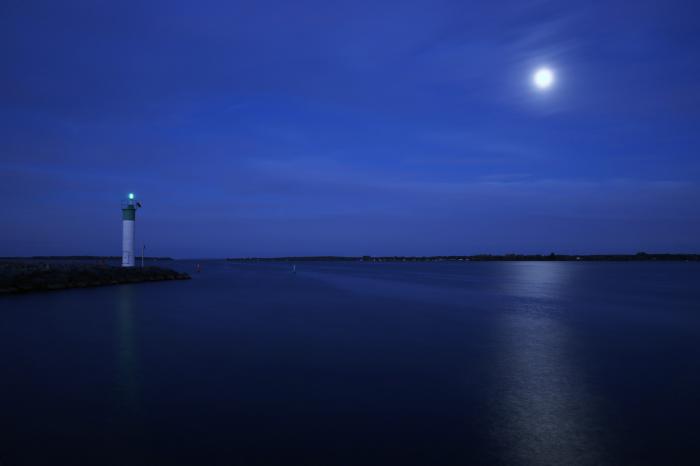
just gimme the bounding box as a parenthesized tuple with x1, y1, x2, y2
(492, 262, 605, 466)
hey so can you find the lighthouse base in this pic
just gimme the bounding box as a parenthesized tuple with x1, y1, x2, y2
(122, 219, 135, 267)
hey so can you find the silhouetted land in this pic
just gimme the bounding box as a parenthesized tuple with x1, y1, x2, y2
(0, 256, 173, 261)
(228, 253, 700, 262)
(0, 262, 190, 294)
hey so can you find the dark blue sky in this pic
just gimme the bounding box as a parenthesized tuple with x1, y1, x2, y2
(2, 0, 699, 257)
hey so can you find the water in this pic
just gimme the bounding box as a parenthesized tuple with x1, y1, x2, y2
(1, 261, 699, 465)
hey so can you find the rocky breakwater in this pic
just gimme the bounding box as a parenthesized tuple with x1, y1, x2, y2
(0, 261, 191, 294)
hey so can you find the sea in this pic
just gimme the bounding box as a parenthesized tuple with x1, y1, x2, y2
(1, 260, 699, 465)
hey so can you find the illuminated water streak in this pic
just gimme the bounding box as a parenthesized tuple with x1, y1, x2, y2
(116, 286, 138, 409)
(492, 262, 606, 466)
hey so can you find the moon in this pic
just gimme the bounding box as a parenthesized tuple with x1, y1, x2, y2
(533, 67, 554, 90)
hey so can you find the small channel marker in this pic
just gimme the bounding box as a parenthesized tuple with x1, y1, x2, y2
(121, 193, 142, 267)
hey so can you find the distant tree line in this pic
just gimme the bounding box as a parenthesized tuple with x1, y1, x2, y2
(228, 253, 700, 262)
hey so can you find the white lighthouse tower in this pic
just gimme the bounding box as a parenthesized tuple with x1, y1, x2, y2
(121, 193, 141, 267)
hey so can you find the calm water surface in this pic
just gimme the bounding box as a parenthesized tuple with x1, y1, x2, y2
(1, 261, 699, 465)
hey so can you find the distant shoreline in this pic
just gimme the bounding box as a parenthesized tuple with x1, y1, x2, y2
(227, 253, 700, 262)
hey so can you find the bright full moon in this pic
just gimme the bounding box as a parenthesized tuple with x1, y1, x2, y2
(533, 67, 554, 90)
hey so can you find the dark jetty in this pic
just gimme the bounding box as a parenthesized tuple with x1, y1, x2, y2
(0, 262, 190, 294)
(0, 255, 173, 261)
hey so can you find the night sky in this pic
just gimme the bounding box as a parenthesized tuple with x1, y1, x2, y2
(2, 0, 699, 258)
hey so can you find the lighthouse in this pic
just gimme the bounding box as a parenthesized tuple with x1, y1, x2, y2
(121, 193, 141, 267)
